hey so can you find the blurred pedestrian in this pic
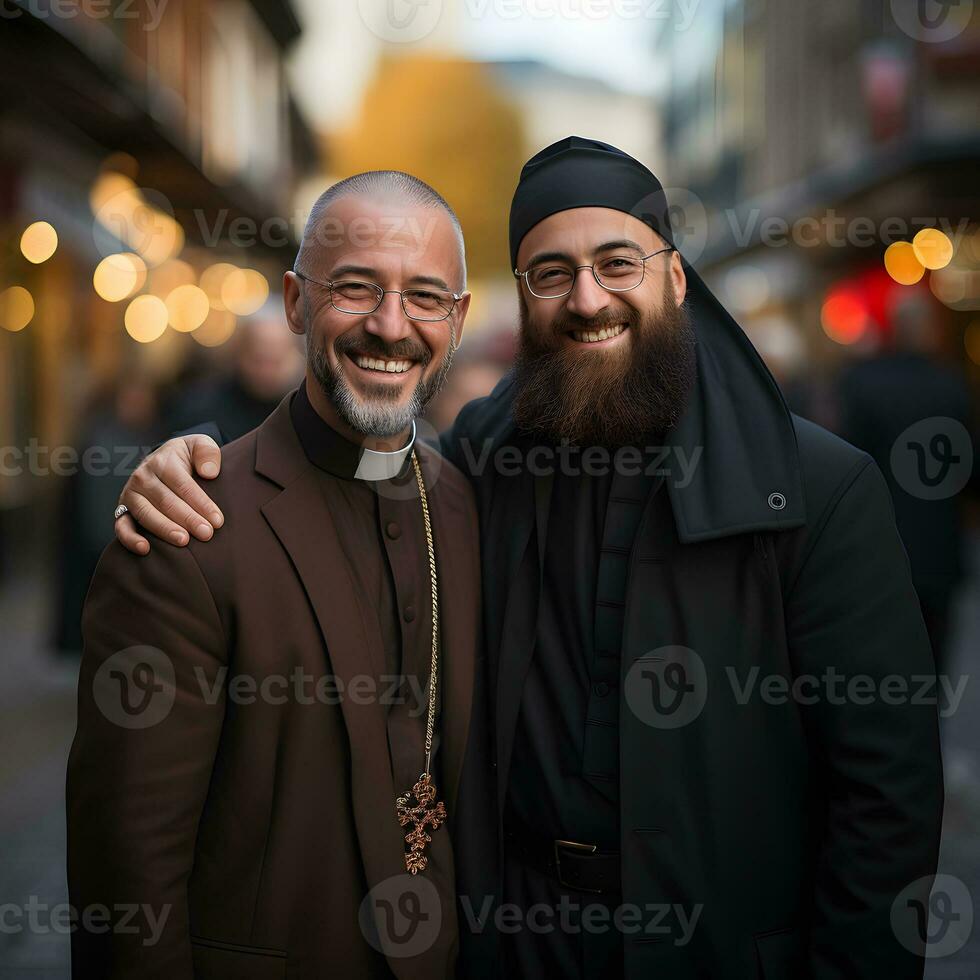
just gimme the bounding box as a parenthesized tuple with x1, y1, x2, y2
(838, 293, 974, 677)
(166, 299, 304, 441)
(54, 374, 162, 653)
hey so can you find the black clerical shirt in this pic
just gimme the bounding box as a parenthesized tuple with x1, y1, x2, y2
(505, 465, 620, 849)
(288, 381, 453, 889)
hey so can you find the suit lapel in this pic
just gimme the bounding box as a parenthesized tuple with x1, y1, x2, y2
(261, 472, 403, 860)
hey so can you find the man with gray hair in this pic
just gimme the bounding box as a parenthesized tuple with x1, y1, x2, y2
(68, 171, 494, 980)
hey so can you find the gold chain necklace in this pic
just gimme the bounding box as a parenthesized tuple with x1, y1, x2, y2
(394, 450, 447, 874)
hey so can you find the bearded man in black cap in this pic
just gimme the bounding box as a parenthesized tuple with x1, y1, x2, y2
(113, 140, 943, 980)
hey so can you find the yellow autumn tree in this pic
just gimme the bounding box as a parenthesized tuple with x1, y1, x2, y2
(331, 55, 525, 281)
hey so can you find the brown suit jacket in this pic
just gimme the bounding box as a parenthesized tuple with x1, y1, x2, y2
(67, 395, 483, 980)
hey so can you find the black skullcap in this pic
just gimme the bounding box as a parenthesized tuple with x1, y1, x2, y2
(509, 136, 675, 270)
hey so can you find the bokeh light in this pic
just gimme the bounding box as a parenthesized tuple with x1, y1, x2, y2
(124, 294, 168, 343)
(20, 221, 58, 264)
(92, 253, 147, 302)
(221, 268, 269, 315)
(199, 262, 238, 311)
(0, 286, 35, 332)
(139, 210, 185, 267)
(166, 284, 210, 332)
(884, 241, 925, 285)
(148, 259, 195, 297)
(90, 172, 184, 267)
(912, 228, 954, 271)
(192, 308, 238, 347)
(821, 287, 868, 345)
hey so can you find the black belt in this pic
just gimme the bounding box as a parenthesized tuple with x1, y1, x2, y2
(504, 818, 621, 895)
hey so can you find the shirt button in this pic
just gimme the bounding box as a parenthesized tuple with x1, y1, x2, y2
(593, 682, 610, 697)
(386, 521, 401, 540)
(403, 605, 416, 623)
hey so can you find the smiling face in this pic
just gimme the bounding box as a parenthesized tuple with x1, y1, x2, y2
(516, 206, 685, 349)
(512, 206, 697, 446)
(284, 191, 469, 444)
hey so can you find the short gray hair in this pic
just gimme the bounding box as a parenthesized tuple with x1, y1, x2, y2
(296, 170, 467, 290)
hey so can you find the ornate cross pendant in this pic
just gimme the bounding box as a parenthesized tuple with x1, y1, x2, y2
(395, 773, 447, 874)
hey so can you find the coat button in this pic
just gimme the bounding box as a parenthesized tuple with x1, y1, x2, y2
(386, 521, 401, 539)
(593, 682, 610, 697)
(403, 605, 416, 623)
(768, 492, 786, 511)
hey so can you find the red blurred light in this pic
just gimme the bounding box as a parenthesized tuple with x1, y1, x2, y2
(821, 287, 869, 345)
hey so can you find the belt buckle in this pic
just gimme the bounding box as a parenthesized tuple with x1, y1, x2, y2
(553, 838, 601, 893)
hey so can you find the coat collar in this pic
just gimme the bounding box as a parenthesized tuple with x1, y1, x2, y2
(662, 267, 806, 542)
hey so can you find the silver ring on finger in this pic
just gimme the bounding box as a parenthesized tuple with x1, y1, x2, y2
(114, 503, 129, 521)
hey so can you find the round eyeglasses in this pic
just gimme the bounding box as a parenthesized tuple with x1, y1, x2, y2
(514, 247, 676, 300)
(294, 270, 461, 322)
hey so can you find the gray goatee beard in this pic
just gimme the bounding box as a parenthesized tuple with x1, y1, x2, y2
(512, 292, 697, 447)
(306, 312, 456, 439)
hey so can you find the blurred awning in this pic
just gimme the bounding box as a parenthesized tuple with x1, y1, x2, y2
(0, 1, 318, 258)
(699, 134, 980, 269)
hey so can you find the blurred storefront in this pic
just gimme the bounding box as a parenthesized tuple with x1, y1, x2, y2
(655, 0, 980, 423)
(0, 0, 318, 581)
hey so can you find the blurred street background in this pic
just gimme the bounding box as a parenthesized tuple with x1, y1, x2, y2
(1, 0, 979, 975)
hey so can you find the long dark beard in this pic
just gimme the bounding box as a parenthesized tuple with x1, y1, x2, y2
(511, 292, 697, 447)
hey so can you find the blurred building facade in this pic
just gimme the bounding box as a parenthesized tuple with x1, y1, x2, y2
(489, 58, 662, 176)
(655, 0, 980, 419)
(0, 0, 317, 581)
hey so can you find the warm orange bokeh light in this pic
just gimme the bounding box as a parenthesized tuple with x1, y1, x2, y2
(0, 286, 35, 332)
(912, 228, 954, 271)
(221, 268, 269, 316)
(166, 284, 210, 332)
(884, 241, 925, 285)
(20, 221, 59, 264)
(93, 253, 147, 302)
(124, 294, 168, 343)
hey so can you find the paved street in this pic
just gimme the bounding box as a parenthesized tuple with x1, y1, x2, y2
(1, 542, 978, 978)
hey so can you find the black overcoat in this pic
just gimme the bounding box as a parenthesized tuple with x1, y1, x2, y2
(442, 292, 943, 980)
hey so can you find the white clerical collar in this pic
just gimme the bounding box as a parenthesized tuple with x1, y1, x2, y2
(354, 420, 417, 481)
